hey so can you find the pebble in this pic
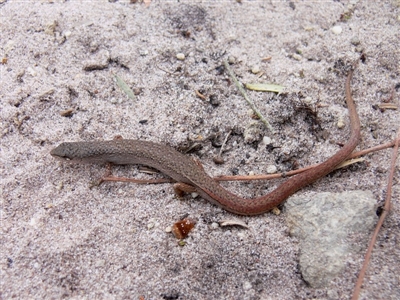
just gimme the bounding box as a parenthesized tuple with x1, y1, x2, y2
(266, 165, 278, 174)
(210, 222, 219, 229)
(251, 65, 260, 74)
(303, 96, 313, 104)
(337, 117, 345, 129)
(261, 136, 272, 145)
(228, 56, 236, 64)
(147, 220, 155, 230)
(27, 67, 37, 76)
(292, 53, 302, 61)
(331, 25, 342, 35)
(247, 109, 255, 117)
(139, 49, 148, 56)
(176, 53, 185, 60)
(44, 20, 57, 35)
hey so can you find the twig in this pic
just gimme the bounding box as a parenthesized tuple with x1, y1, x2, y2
(101, 139, 396, 184)
(347, 140, 395, 159)
(219, 131, 231, 156)
(216, 140, 396, 182)
(351, 128, 400, 300)
(223, 60, 274, 133)
(102, 176, 174, 184)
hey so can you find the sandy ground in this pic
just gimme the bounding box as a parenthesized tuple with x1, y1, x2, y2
(1, 0, 399, 299)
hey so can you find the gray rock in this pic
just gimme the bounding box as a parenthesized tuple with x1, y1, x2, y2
(285, 190, 377, 288)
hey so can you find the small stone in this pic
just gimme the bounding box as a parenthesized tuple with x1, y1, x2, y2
(176, 53, 185, 60)
(247, 109, 255, 117)
(292, 53, 302, 61)
(27, 67, 37, 76)
(304, 96, 313, 104)
(337, 117, 345, 129)
(165, 226, 172, 233)
(45, 203, 54, 209)
(210, 222, 219, 229)
(355, 46, 364, 53)
(331, 25, 342, 35)
(266, 165, 277, 174)
(147, 223, 154, 230)
(271, 207, 281, 215)
(251, 65, 260, 74)
(228, 56, 236, 64)
(261, 136, 272, 145)
(44, 20, 57, 36)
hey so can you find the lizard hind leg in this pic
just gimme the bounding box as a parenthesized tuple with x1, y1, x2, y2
(173, 182, 197, 198)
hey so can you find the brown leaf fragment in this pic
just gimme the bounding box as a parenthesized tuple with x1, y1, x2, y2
(172, 218, 196, 239)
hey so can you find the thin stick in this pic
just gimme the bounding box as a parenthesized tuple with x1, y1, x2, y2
(217, 140, 396, 182)
(348, 140, 395, 159)
(102, 176, 173, 184)
(101, 139, 396, 184)
(223, 60, 274, 133)
(217, 130, 232, 160)
(351, 128, 400, 300)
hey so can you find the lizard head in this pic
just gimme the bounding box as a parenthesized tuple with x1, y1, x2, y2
(50, 142, 84, 163)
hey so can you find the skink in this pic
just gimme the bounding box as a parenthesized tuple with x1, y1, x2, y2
(51, 69, 361, 215)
